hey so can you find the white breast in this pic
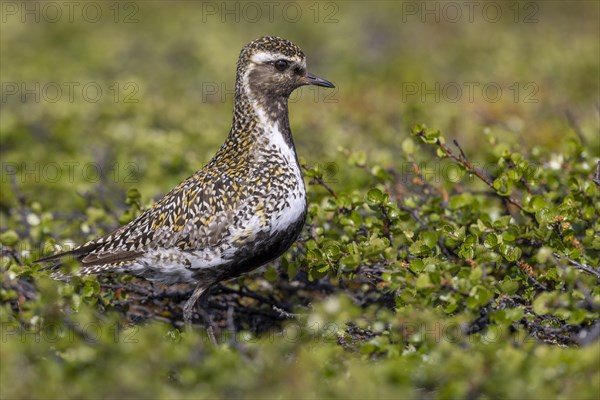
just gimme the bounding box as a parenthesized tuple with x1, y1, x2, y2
(256, 109, 306, 235)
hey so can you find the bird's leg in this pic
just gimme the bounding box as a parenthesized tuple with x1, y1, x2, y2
(197, 287, 218, 346)
(183, 284, 218, 345)
(183, 284, 207, 327)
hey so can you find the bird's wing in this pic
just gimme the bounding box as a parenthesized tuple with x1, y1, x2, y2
(38, 158, 253, 275)
(39, 174, 217, 272)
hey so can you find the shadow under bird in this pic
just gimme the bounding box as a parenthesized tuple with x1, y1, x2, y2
(37, 36, 335, 324)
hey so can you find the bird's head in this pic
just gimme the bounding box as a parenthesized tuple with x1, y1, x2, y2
(236, 36, 334, 101)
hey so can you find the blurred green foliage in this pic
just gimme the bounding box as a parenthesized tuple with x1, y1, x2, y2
(1, 1, 599, 399)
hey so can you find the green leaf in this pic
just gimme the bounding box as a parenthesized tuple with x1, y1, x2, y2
(409, 259, 425, 273)
(500, 244, 522, 262)
(492, 308, 524, 323)
(529, 195, 546, 211)
(502, 228, 518, 243)
(322, 241, 342, 260)
(469, 285, 493, 306)
(484, 233, 499, 249)
(125, 188, 142, 204)
(533, 292, 556, 315)
(500, 279, 520, 295)
(470, 267, 483, 282)
(366, 188, 385, 206)
(449, 193, 474, 209)
(416, 273, 433, 289)
(402, 138, 415, 155)
(458, 243, 475, 259)
(421, 231, 438, 249)
(535, 209, 553, 225)
(493, 175, 513, 196)
(505, 308, 524, 321)
(0, 230, 19, 246)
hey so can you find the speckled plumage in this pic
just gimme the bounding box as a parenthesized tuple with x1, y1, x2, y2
(38, 36, 334, 322)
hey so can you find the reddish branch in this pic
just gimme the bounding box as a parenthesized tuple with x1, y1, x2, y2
(301, 164, 338, 199)
(415, 130, 526, 211)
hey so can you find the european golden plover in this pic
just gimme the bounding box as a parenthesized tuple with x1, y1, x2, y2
(38, 36, 335, 324)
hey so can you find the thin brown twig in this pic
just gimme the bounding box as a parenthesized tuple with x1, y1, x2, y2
(518, 260, 548, 290)
(453, 139, 468, 160)
(524, 270, 549, 291)
(416, 131, 527, 211)
(301, 164, 338, 198)
(379, 205, 393, 245)
(449, 139, 525, 210)
(553, 253, 600, 280)
(507, 159, 533, 195)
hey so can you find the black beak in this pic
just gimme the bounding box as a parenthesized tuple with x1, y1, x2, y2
(303, 72, 335, 88)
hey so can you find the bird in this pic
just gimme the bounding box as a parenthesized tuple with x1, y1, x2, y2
(37, 36, 335, 325)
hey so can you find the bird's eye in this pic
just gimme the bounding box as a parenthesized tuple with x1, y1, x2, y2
(274, 60, 289, 71)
